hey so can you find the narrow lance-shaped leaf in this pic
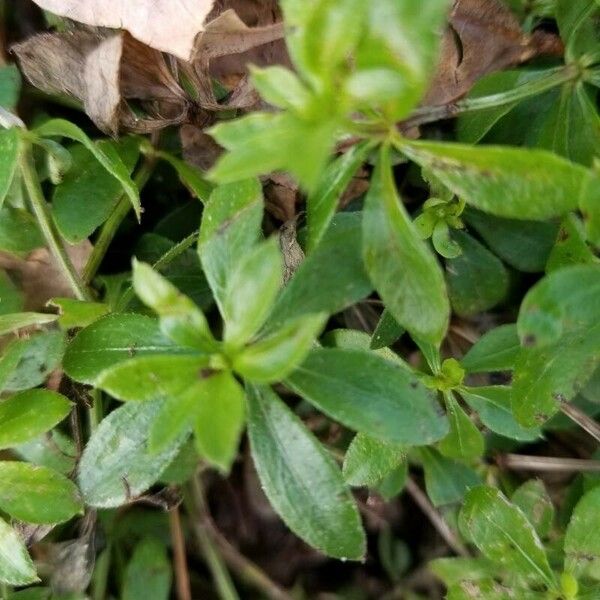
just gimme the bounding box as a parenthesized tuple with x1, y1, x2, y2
(286, 348, 449, 445)
(363, 145, 449, 345)
(34, 119, 141, 219)
(246, 384, 366, 560)
(0, 312, 58, 335)
(399, 139, 593, 220)
(438, 392, 484, 460)
(459, 485, 557, 590)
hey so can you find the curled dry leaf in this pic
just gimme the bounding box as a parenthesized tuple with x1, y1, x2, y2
(424, 0, 563, 106)
(0, 241, 92, 311)
(30, 0, 215, 61)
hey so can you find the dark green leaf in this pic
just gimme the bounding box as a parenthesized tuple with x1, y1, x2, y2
(363, 146, 449, 345)
(156, 151, 212, 202)
(52, 137, 139, 243)
(460, 325, 520, 373)
(0, 272, 23, 315)
(246, 384, 365, 560)
(78, 400, 186, 507)
(459, 486, 556, 589)
(343, 433, 405, 487)
(0, 461, 82, 524)
(556, 0, 600, 61)
(370, 309, 405, 350)
(438, 393, 484, 460)
(198, 179, 263, 313)
(0, 65, 22, 110)
(0, 389, 71, 448)
(512, 480, 554, 539)
(286, 348, 449, 444)
(49, 298, 110, 329)
(420, 447, 480, 507)
(460, 386, 541, 441)
(64, 314, 183, 385)
(122, 537, 171, 600)
(446, 231, 509, 317)
(0, 517, 38, 586)
(401, 139, 592, 220)
(0, 207, 44, 256)
(0, 312, 58, 336)
(267, 213, 372, 329)
(0, 128, 19, 208)
(306, 142, 372, 252)
(546, 214, 598, 273)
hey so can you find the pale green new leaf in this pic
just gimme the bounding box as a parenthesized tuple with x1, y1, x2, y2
(0, 312, 58, 335)
(223, 237, 283, 346)
(0, 389, 71, 448)
(363, 145, 449, 345)
(48, 298, 110, 329)
(246, 384, 365, 560)
(0, 461, 82, 524)
(286, 348, 449, 445)
(438, 393, 484, 460)
(233, 313, 326, 383)
(459, 486, 556, 589)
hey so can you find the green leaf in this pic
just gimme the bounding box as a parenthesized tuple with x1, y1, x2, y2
(459, 485, 557, 589)
(438, 393, 484, 460)
(461, 325, 520, 373)
(556, 0, 600, 61)
(209, 112, 337, 192)
(250, 65, 311, 111)
(446, 230, 509, 317)
(370, 309, 405, 350)
(0, 312, 58, 336)
(0, 128, 20, 208)
(2, 331, 65, 393)
(133, 260, 215, 352)
(14, 431, 75, 476)
(78, 400, 186, 507)
(52, 137, 140, 243)
(420, 447, 481, 507)
(34, 119, 141, 219)
(0, 461, 82, 524)
(246, 384, 365, 560)
(64, 314, 183, 385)
(512, 480, 554, 539)
(363, 146, 449, 345)
(0, 272, 22, 315)
(155, 151, 212, 202)
(343, 433, 405, 487)
(233, 313, 326, 383)
(0, 65, 22, 110)
(400, 139, 592, 220)
(0, 517, 38, 586)
(546, 214, 598, 273)
(349, 0, 451, 120)
(0, 207, 44, 256)
(513, 265, 600, 426)
(286, 348, 449, 444)
(307, 141, 372, 252)
(564, 485, 600, 578)
(198, 179, 263, 313)
(0, 389, 71, 448)
(48, 298, 110, 329)
(193, 371, 245, 473)
(97, 355, 206, 402)
(223, 237, 283, 345)
(267, 212, 372, 329)
(122, 537, 171, 600)
(460, 386, 541, 442)
(464, 208, 558, 273)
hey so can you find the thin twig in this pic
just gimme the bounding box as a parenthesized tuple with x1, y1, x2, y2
(169, 507, 192, 600)
(187, 475, 293, 600)
(20, 143, 91, 301)
(405, 478, 470, 558)
(559, 402, 600, 444)
(498, 453, 600, 473)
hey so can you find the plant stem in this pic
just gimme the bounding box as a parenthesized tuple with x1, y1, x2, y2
(20, 142, 91, 301)
(405, 477, 470, 557)
(402, 65, 578, 130)
(186, 475, 294, 600)
(498, 454, 600, 473)
(83, 155, 156, 284)
(88, 389, 103, 433)
(559, 402, 600, 444)
(169, 507, 192, 600)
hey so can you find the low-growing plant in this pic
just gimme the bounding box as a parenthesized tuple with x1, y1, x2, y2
(0, 0, 599, 598)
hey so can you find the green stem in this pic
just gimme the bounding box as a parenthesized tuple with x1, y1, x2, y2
(83, 156, 156, 284)
(20, 141, 91, 301)
(402, 65, 578, 130)
(88, 389, 103, 433)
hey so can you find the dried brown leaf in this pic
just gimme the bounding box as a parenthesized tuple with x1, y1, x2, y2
(31, 0, 215, 60)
